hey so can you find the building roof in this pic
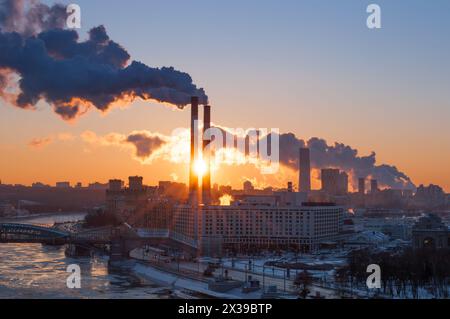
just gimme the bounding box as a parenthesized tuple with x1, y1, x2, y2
(348, 230, 390, 243)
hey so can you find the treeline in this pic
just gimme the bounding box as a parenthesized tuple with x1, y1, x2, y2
(84, 209, 121, 228)
(335, 248, 450, 299)
(0, 185, 105, 212)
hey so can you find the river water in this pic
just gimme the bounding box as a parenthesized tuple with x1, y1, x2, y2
(0, 213, 166, 299)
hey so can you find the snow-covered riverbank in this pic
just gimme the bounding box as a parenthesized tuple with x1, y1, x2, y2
(132, 262, 249, 299)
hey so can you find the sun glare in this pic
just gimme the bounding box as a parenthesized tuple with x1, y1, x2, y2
(219, 194, 233, 206)
(194, 158, 208, 177)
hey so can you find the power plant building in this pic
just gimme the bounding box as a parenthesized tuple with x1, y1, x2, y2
(358, 178, 365, 194)
(371, 179, 379, 194)
(141, 96, 344, 257)
(321, 169, 348, 195)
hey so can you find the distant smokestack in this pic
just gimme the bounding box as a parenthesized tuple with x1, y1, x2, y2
(358, 178, 365, 194)
(202, 104, 211, 205)
(189, 97, 199, 203)
(371, 179, 379, 194)
(245, 135, 250, 156)
(299, 148, 311, 192)
(256, 130, 261, 158)
(129, 176, 143, 191)
(287, 182, 293, 193)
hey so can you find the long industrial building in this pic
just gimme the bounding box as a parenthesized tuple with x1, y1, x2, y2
(170, 199, 344, 256)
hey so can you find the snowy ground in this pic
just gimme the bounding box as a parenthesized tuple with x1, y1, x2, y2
(129, 248, 345, 299)
(129, 247, 448, 299)
(216, 251, 349, 282)
(131, 261, 262, 299)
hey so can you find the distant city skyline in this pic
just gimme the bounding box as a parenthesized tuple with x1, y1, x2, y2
(0, 0, 449, 192)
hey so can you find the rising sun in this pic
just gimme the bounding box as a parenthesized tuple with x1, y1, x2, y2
(194, 158, 208, 177)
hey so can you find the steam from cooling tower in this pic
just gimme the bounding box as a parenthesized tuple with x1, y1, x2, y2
(0, 0, 208, 120)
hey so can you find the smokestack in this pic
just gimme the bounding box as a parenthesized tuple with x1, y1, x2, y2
(299, 148, 311, 192)
(358, 178, 365, 194)
(371, 179, 379, 194)
(256, 130, 261, 158)
(287, 182, 293, 193)
(202, 104, 211, 205)
(189, 96, 199, 204)
(129, 176, 143, 191)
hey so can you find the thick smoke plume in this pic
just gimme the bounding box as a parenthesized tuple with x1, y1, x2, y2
(274, 133, 415, 190)
(126, 132, 166, 159)
(0, 0, 207, 120)
(81, 130, 169, 164)
(0, 0, 67, 36)
(212, 127, 415, 190)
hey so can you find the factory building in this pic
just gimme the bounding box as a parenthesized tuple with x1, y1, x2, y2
(321, 168, 348, 195)
(141, 96, 344, 256)
(358, 177, 365, 195)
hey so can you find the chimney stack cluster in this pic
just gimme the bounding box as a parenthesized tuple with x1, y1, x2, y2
(189, 96, 211, 205)
(371, 179, 379, 194)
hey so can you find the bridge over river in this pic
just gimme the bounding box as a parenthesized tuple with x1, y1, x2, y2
(0, 223, 197, 261)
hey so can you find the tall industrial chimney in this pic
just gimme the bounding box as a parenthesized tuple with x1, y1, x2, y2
(202, 104, 211, 205)
(287, 182, 293, 193)
(371, 179, 379, 194)
(189, 96, 199, 204)
(299, 148, 311, 192)
(256, 129, 261, 158)
(358, 177, 365, 194)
